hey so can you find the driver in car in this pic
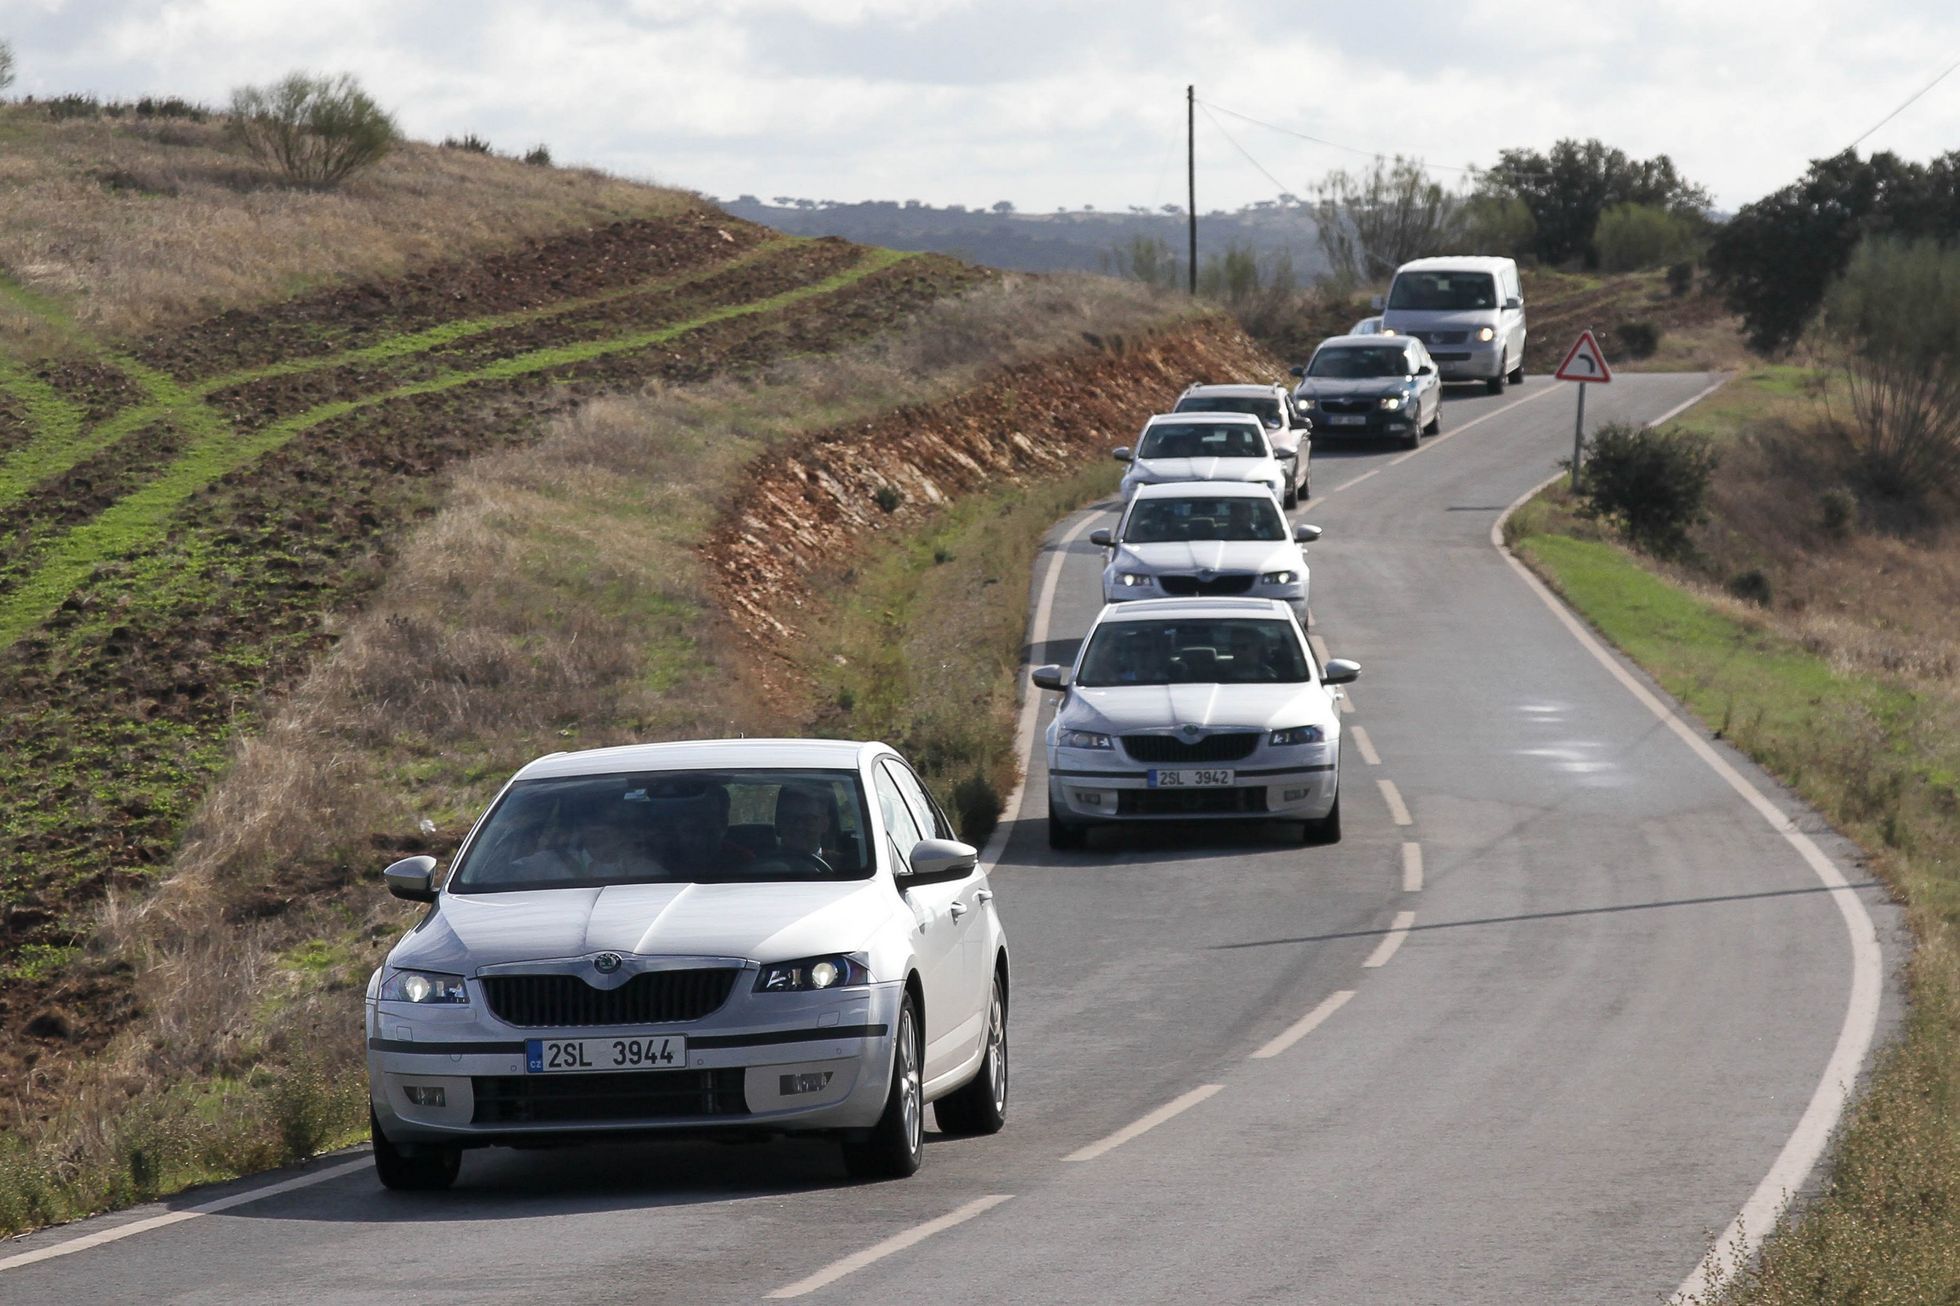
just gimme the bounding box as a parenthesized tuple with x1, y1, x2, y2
(774, 785, 833, 859)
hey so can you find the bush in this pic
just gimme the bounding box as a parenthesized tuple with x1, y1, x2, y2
(228, 72, 398, 187)
(1726, 569, 1773, 606)
(442, 133, 492, 153)
(1594, 202, 1702, 272)
(0, 40, 14, 92)
(522, 143, 552, 167)
(873, 485, 902, 513)
(1819, 487, 1857, 538)
(43, 93, 102, 121)
(1573, 421, 1719, 554)
(950, 770, 1001, 849)
(1666, 260, 1695, 297)
(1615, 320, 1661, 359)
(135, 96, 206, 121)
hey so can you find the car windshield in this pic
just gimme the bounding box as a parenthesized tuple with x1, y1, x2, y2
(1386, 271, 1498, 311)
(449, 768, 874, 892)
(1173, 395, 1282, 428)
(1076, 618, 1311, 686)
(1123, 495, 1287, 544)
(1308, 347, 1409, 379)
(1137, 422, 1265, 459)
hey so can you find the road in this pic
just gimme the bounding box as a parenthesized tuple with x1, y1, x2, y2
(0, 374, 1901, 1305)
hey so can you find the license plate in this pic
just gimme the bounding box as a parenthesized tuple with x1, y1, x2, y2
(1325, 414, 1367, 426)
(526, 1034, 687, 1074)
(1149, 768, 1235, 788)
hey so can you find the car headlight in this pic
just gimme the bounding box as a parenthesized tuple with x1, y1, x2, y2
(1270, 725, 1325, 746)
(1476, 325, 1497, 342)
(379, 969, 469, 1005)
(1377, 395, 1402, 410)
(1060, 728, 1114, 750)
(1260, 570, 1297, 585)
(755, 954, 871, 993)
(1116, 572, 1156, 588)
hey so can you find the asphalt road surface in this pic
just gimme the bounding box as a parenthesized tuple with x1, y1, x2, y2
(0, 373, 1902, 1305)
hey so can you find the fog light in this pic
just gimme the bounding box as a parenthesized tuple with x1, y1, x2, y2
(779, 1071, 834, 1096)
(1282, 788, 1310, 802)
(1081, 791, 1103, 807)
(403, 1086, 446, 1108)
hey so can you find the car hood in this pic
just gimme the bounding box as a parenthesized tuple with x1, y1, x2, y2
(1297, 378, 1406, 401)
(392, 879, 894, 972)
(1383, 308, 1499, 333)
(1062, 682, 1332, 735)
(1111, 541, 1301, 575)
(1131, 457, 1276, 484)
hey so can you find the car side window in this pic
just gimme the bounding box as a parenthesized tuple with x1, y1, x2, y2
(873, 766, 925, 863)
(882, 760, 953, 842)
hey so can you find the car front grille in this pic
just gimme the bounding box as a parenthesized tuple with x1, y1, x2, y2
(481, 969, 739, 1028)
(471, 1069, 749, 1125)
(1431, 351, 1471, 362)
(1122, 732, 1261, 763)
(1157, 573, 1254, 597)
(1317, 398, 1374, 415)
(1117, 787, 1269, 816)
(1415, 330, 1467, 345)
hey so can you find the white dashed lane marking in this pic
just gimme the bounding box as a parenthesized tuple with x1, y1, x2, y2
(1349, 726, 1381, 766)
(1377, 778, 1412, 826)
(1401, 842, 1424, 893)
(1063, 1085, 1226, 1163)
(1250, 990, 1355, 1060)
(1363, 912, 1417, 969)
(766, 1195, 1016, 1299)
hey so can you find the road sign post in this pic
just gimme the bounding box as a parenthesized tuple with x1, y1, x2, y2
(1553, 329, 1613, 490)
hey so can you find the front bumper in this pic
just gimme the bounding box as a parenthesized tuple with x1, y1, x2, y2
(1304, 406, 1419, 439)
(1048, 742, 1338, 823)
(368, 979, 903, 1146)
(1102, 577, 1308, 620)
(1429, 341, 1504, 380)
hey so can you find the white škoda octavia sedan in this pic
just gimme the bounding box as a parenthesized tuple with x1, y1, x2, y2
(367, 739, 1008, 1189)
(1092, 481, 1321, 629)
(1115, 413, 1288, 504)
(1033, 599, 1359, 849)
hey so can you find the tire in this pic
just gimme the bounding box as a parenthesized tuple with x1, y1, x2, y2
(371, 1110, 460, 1191)
(1401, 424, 1420, 450)
(1486, 369, 1506, 395)
(1508, 360, 1525, 385)
(1048, 810, 1087, 851)
(1284, 476, 1298, 509)
(935, 973, 1008, 1137)
(1301, 790, 1342, 845)
(843, 996, 925, 1180)
(1423, 403, 1441, 437)
(1299, 458, 1311, 498)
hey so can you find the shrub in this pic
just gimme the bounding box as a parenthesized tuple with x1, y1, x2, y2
(134, 96, 207, 121)
(441, 133, 492, 153)
(1615, 320, 1661, 359)
(1819, 487, 1857, 538)
(0, 40, 14, 92)
(873, 485, 903, 513)
(1594, 202, 1702, 272)
(1666, 260, 1695, 297)
(228, 72, 399, 187)
(1573, 421, 1719, 554)
(1726, 569, 1773, 606)
(950, 770, 1001, 848)
(522, 143, 552, 167)
(43, 93, 102, 121)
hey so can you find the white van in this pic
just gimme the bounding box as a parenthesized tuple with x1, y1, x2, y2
(1375, 256, 1526, 393)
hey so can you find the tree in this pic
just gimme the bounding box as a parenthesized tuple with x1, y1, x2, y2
(229, 72, 399, 187)
(1707, 149, 1960, 353)
(1312, 156, 1464, 286)
(1477, 138, 1710, 266)
(1458, 192, 1535, 258)
(0, 41, 15, 92)
(992, 200, 1015, 215)
(1593, 203, 1702, 271)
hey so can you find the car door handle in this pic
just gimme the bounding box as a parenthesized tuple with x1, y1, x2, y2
(948, 901, 969, 919)
(974, 889, 994, 904)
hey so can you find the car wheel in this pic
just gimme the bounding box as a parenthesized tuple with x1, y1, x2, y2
(1508, 357, 1525, 384)
(1284, 477, 1298, 508)
(1048, 810, 1087, 851)
(1402, 424, 1420, 450)
(843, 995, 925, 1180)
(1424, 403, 1441, 436)
(1301, 790, 1342, 845)
(1300, 460, 1311, 498)
(1486, 367, 1507, 395)
(935, 973, 1008, 1136)
(371, 1110, 460, 1191)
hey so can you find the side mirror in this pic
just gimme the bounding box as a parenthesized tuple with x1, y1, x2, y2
(1112, 447, 1134, 462)
(1289, 365, 1306, 378)
(1030, 664, 1068, 692)
(1321, 658, 1361, 687)
(384, 855, 439, 903)
(1370, 294, 1384, 311)
(1504, 296, 1521, 310)
(1294, 523, 1322, 544)
(1089, 528, 1113, 548)
(904, 837, 978, 884)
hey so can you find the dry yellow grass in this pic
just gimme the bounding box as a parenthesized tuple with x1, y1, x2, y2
(0, 108, 696, 349)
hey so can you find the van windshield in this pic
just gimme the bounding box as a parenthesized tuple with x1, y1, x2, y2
(1387, 271, 1498, 312)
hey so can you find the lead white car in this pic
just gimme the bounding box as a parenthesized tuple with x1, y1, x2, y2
(1092, 481, 1321, 628)
(1115, 412, 1288, 504)
(1033, 598, 1359, 849)
(367, 738, 1008, 1188)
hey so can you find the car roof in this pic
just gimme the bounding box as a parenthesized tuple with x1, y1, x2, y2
(1142, 410, 1263, 427)
(1129, 480, 1279, 501)
(1391, 255, 1516, 274)
(1178, 383, 1284, 398)
(1313, 335, 1412, 351)
(514, 738, 876, 781)
(1094, 597, 1293, 623)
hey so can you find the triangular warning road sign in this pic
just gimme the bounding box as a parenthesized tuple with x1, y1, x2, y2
(1554, 329, 1613, 383)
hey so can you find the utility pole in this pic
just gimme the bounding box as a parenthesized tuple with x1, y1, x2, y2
(1187, 84, 1197, 296)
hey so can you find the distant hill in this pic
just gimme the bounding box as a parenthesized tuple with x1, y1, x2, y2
(716, 197, 1330, 280)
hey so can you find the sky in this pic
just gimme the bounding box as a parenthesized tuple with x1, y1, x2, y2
(5, 0, 1958, 214)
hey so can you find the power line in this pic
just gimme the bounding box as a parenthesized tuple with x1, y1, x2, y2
(1846, 51, 1960, 152)
(1197, 101, 1305, 202)
(1199, 98, 1479, 176)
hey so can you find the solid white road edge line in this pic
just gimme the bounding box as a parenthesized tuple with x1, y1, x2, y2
(1377, 778, 1412, 826)
(1401, 841, 1424, 893)
(0, 1157, 370, 1273)
(978, 509, 1105, 872)
(1349, 725, 1381, 766)
(1362, 912, 1417, 968)
(764, 1194, 1015, 1299)
(1488, 375, 1885, 1303)
(1063, 1084, 1226, 1163)
(1250, 990, 1356, 1060)
(1299, 381, 1561, 511)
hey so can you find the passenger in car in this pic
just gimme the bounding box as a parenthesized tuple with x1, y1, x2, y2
(663, 785, 756, 873)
